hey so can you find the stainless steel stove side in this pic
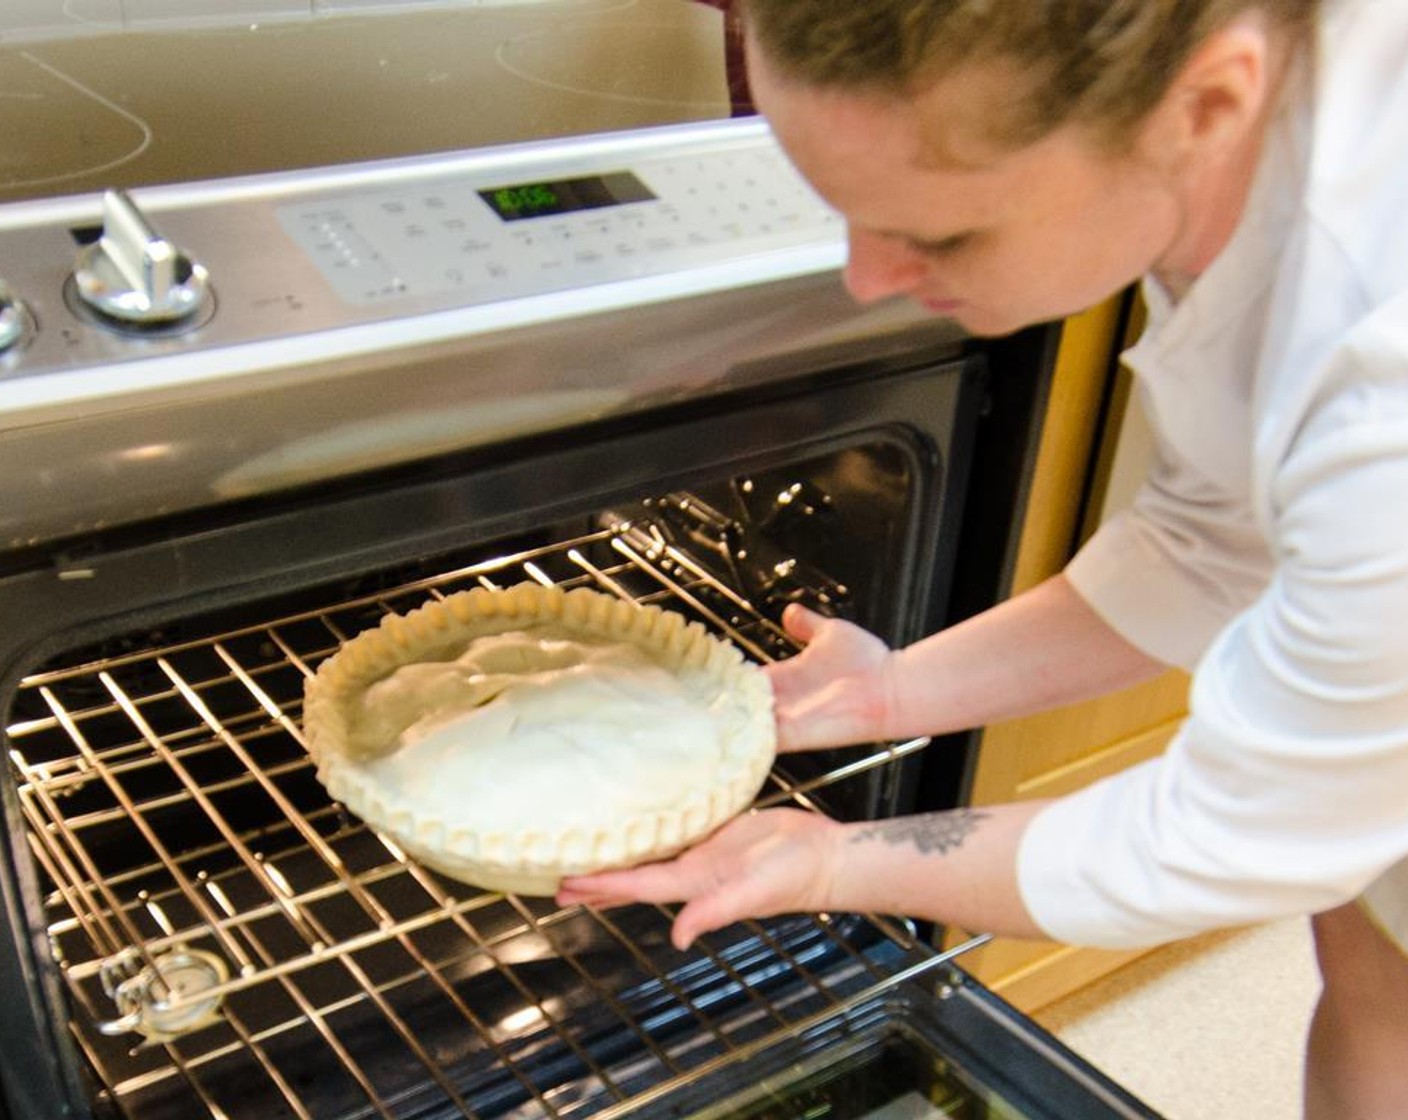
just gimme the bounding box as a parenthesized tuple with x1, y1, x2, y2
(0, 273, 957, 551)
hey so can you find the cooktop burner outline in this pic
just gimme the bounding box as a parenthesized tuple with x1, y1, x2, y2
(0, 0, 735, 205)
(2, 49, 152, 190)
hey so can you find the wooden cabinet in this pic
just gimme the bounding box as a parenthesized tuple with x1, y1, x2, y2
(952, 297, 1191, 1012)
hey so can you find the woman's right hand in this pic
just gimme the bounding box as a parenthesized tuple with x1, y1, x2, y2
(763, 603, 895, 752)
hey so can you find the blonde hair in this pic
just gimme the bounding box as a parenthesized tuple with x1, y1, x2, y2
(741, 0, 1317, 148)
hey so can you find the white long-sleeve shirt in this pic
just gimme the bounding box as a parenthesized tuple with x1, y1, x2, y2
(1017, 0, 1408, 949)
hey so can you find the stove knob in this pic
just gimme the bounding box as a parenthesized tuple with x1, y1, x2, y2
(0, 280, 34, 354)
(73, 189, 210, 329)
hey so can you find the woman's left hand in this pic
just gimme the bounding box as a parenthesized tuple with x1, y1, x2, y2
(555, 809, 839, 950)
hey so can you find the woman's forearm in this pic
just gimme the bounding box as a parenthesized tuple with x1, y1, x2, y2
(824, 577, 1162, 935)
(822, 801, 1049, 939)
(881, 574, 1166, 740)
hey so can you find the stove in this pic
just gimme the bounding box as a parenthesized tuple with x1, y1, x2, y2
(0, 7, 1162, 1119)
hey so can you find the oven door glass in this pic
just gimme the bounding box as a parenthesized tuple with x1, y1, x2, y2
(693, 1029, 1040, 1120)
(634, 981, 1162, 1120)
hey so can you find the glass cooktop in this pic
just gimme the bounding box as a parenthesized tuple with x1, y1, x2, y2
(0, 0, 748, 205)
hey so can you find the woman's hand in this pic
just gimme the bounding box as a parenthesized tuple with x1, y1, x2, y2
(555, 808, 839, 950)
(764, 604, 895, 751)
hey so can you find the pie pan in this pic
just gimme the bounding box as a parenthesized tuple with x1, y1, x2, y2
(302, 582, 776, 895)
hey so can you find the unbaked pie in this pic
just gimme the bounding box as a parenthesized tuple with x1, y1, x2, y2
(302, 582, 776, 895)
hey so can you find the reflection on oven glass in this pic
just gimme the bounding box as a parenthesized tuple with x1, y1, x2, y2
(641, 440, 916, 628)
(693, 1028, 1025, 1120)
(211, 388, 629, 497)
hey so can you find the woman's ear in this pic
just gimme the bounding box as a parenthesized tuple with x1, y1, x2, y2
(1140, 14, 1275, 170)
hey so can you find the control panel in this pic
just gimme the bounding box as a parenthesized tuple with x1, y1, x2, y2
(279, 145, 837, 308)
(0, 122, 845, 388)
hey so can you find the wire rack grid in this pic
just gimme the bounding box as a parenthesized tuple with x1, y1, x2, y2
(6, 520, 960, 1120)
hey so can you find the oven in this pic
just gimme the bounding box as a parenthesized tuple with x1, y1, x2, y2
(0, 5, 1162, 1118)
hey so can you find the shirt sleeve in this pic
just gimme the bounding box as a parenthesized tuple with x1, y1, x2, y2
(1065, 423, 1273, 671)
(1019, 313, 1408, 947)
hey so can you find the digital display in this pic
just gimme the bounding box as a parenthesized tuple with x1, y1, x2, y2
(478, 171, 655, 222)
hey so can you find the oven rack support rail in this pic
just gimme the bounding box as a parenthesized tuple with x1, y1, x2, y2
(7, 520, 981, 1120)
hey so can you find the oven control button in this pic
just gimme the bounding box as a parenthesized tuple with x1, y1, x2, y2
(72, 189, 211, 330)
(0, 280, 34, 354)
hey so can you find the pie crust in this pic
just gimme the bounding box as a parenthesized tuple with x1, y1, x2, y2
(302, 582, 776, 895)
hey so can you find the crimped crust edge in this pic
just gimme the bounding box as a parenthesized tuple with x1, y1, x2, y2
(302, 583, 775, 894)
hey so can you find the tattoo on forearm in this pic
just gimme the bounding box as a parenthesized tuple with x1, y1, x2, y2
(850, 809, 991, 856)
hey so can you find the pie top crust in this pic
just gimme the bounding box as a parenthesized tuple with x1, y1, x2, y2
(302, 582, 776, 895)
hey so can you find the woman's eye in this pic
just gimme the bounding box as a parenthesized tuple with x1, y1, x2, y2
(911, 233, 973, 257)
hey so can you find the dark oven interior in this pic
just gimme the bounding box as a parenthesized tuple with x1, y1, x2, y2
(0, 328, 1057, 1120)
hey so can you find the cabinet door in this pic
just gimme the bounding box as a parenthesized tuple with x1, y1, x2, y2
(953, 295, 1190, 1012)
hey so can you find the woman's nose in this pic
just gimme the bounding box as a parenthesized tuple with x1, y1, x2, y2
(843, 228, 926, 303)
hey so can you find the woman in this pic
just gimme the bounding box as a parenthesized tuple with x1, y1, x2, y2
(559, 3, 1408, 1114)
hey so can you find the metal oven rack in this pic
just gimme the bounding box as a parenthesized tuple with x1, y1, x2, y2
(6, 518, 979, 1120)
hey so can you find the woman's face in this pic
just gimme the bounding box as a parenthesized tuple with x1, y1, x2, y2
(747, 48, 1187, 336)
